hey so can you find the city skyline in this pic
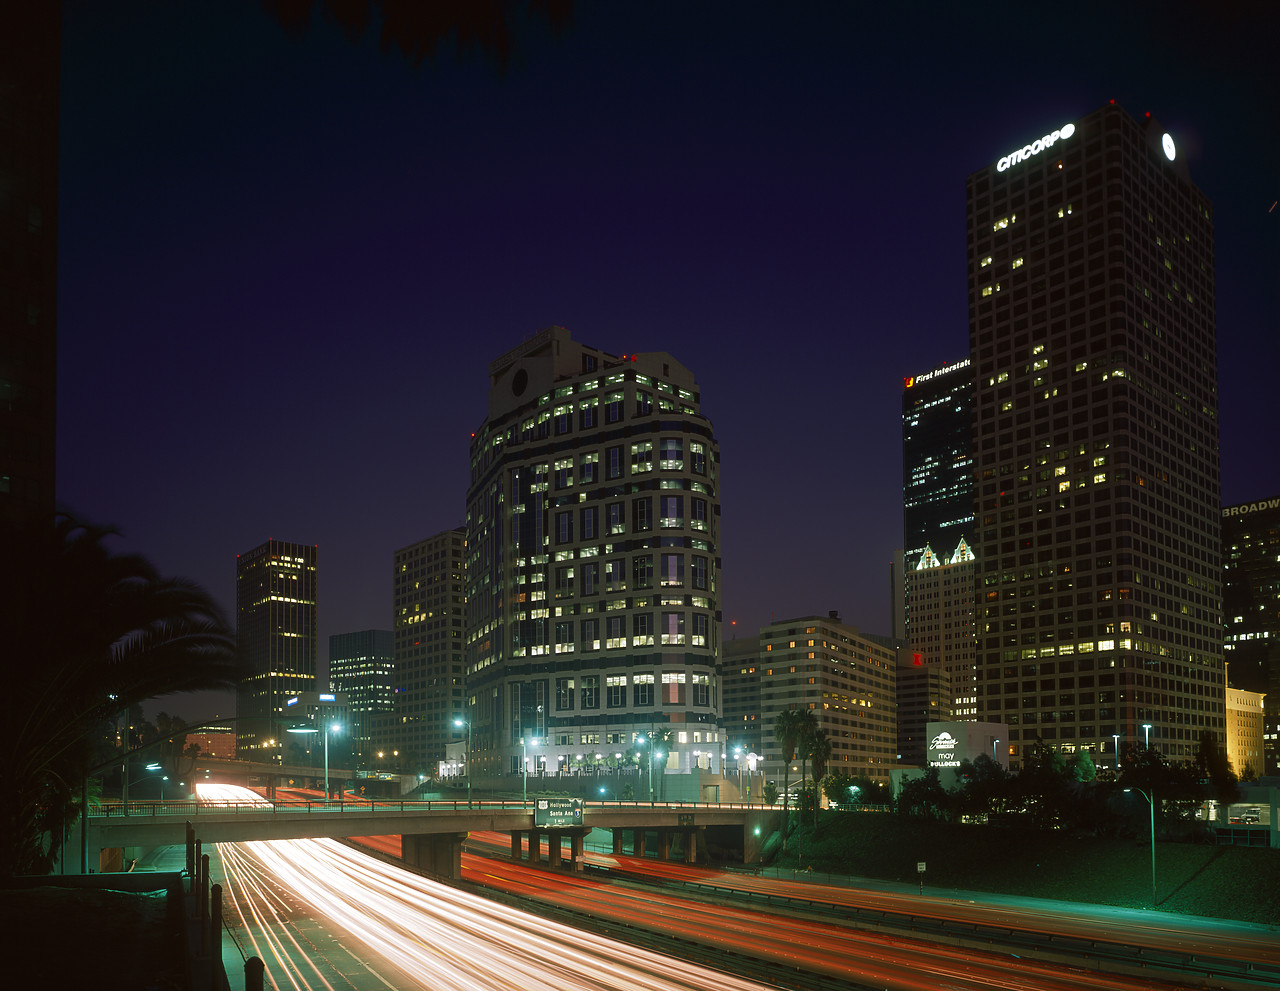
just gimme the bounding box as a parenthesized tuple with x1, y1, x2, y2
(52, 3, 1280, 721)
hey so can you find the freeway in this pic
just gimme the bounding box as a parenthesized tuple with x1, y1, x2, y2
(460, 830, 1280, 974)
(205, 784, 778, 991)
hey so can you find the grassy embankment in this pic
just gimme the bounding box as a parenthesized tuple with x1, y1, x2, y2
(769, 811, 1280, 927)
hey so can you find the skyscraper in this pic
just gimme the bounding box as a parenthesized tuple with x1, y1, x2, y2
(235, 539, 317, 758)
(328, 629, 394, 759)
(387, 529, 466, 774)
(902, 357, 974, 564)
(465, 327, 722, 789)
(969, 103, 1223, 768)
(1222, 496, 1280, 774)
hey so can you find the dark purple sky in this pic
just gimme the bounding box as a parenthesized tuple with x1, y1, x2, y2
(57, 2, 1280, 721)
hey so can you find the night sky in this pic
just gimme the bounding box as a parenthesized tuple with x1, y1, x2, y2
(56, 1, 1280, 721)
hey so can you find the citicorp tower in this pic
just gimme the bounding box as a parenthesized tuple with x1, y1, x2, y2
(968, 102, 1223, 768)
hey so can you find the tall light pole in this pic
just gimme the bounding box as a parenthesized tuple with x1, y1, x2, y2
(1126, 786, 1157, 909)
(453, 717, 471, 807)
(1143, 723, 1153, 750)
(1113, 733, 1121, 772)
(522, 738, 537, 803)
(288, 723, 339, 801)
(993, 738, 1000, 761)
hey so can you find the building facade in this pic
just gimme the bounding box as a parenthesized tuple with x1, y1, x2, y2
(905, 538, 977, 722)
(969, 103, 1224, 768)
(235, 539, 318, 758)
(721, 634, 765, 759)
(760, 613, 898, 785)
(1222, 496, 1280, 774)
(465, 327, 722, 789)
(902, 358, 974, 563)
(328, 629, 394, 760)
(1224, 679, 1265, 781)
(385, 529, 467, 774)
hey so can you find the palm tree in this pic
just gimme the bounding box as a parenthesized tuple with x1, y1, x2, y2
(804, 724, 832, 828)
(0, 515, 243, 877)
(774, 708, 806, 847)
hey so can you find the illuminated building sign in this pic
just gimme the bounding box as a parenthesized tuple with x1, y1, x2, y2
(928, 730, 961, 768)
(904, 358, 970, 389)
(1223, 497, 1280, 518)
(319, 693, 336, 702)
(996, 122, 1075, 172)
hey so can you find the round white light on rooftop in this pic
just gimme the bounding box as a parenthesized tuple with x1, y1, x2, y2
(1162, 132, 1176, 161)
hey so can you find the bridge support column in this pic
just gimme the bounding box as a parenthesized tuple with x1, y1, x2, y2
(612, 830, 624, 855)
(511, 831, 523, 861)
(570, 832, 584, 872)
(657, 829, 671, 861)
(633, 828, 646, 857)
(402, 832, 466, 880)
(683, 828, 699, 864)
(547, 831, 562, 869)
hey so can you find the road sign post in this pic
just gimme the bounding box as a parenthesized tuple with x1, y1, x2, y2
(917, 860, 926, 895)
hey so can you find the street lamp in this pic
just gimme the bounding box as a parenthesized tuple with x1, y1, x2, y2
(288, 722, 341, 802)
(453, 717, 472, 807)
(993, 738, 1000, 761)
(522, 738, 538, 803)
(1113, 733, 1121, 772)
(1126, 786, 1157, 909)
(1143, 723, 1153, 750)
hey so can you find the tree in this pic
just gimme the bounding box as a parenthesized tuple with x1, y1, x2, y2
(1012, 738, 1074, 829)
(951, 754, 1011, 821)
(896, 768, 950, 821)
(802, 724, 832, 828)
(773, 708, 806, 847)
(0, 515, 243, 877)
(1194, 731, 1240, 806)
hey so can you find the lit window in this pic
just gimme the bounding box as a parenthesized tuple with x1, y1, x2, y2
(981, 255, 993, 267)
(1012, 257, 1024, 269)
(982, 286, 994, 297)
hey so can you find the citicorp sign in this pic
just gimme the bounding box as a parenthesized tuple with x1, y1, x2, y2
(997, 122, 1075, 172)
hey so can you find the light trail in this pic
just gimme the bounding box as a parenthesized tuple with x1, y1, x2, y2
(201, 784, 777, 991)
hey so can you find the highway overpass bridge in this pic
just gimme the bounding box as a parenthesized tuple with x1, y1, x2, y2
(77, 799, 781, 878)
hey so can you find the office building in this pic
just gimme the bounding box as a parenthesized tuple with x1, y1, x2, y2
(465, 327, 722, 788)
(1224, 677, 1265, 781)
(235, 539, 317, 758)
(328, 629, 394, 759)
(722, 634, 765, 758)
(902, 358, 974, 563)
(0, 8, 60, 525)
(906, 539, 977, 721)
(386, 529, 467, 773)
(896, 649, 952, 767)
(1222, 496, 1280, 774)
(760, 613, 898, 785)
(969, 103, 1224, 768)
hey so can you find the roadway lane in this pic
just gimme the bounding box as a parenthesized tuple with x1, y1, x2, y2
(203, 784, 780, 991)
(460, 828, 1280, 972)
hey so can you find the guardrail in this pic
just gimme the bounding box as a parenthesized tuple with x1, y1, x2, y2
(87, 797, 779, 819)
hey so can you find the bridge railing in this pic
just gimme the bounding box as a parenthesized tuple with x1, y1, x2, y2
(87, 797, 779, 819)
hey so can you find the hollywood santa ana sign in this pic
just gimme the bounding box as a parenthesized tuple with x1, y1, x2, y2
(996, 122, 1075, 172)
